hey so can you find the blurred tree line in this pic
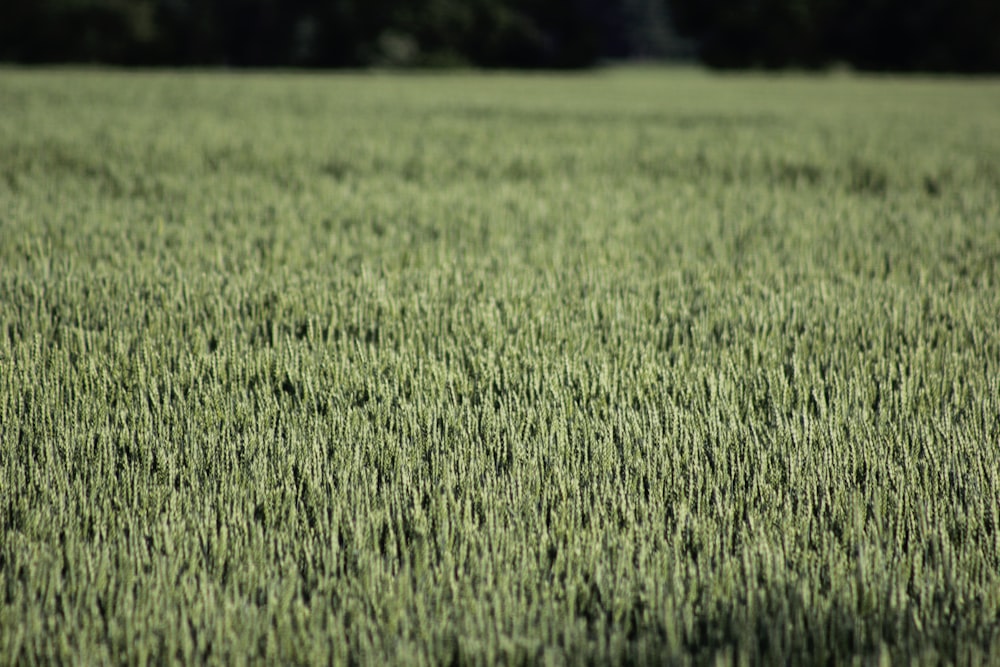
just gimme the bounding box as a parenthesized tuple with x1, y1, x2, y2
(1, 0, 997, 71)
(0, 0, 688, 68)
(670, 0, 1000, 72)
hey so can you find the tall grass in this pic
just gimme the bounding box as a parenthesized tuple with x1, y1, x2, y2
(2, 68, 999, 664)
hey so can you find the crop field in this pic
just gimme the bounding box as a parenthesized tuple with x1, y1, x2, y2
(1, 67, 999, 664)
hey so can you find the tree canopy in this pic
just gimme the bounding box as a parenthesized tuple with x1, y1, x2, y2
(669, 0, 1000, 72)
(1, 0, 997, 71)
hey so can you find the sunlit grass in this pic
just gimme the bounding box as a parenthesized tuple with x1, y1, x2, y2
(2, 67, 999, 664)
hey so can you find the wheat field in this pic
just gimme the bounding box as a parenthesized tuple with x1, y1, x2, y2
(1, 68, 999, 664)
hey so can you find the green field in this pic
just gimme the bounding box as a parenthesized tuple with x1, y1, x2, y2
(2, 68, 999, 664)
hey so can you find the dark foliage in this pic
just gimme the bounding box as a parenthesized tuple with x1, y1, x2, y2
(0, 0, 654, 68)
(668, 0, 1000, 71)
(0, 0, 997, 70)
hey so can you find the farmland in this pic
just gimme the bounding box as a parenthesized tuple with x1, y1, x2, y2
(1, 68, 999, 664)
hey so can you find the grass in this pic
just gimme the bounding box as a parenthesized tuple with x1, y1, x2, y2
(1, 67, 999, 665)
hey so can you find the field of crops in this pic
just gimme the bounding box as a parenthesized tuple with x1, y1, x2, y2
(1, 67, 999, 664)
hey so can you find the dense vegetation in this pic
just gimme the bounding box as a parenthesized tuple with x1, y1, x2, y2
(0, 0, 682, 68)
(669, 0, 1000, 71)
(2, 68, 1000, 664)
(3, 0, 1000, 71)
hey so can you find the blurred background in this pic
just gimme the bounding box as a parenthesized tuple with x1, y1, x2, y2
(1, 0, 998, 72)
